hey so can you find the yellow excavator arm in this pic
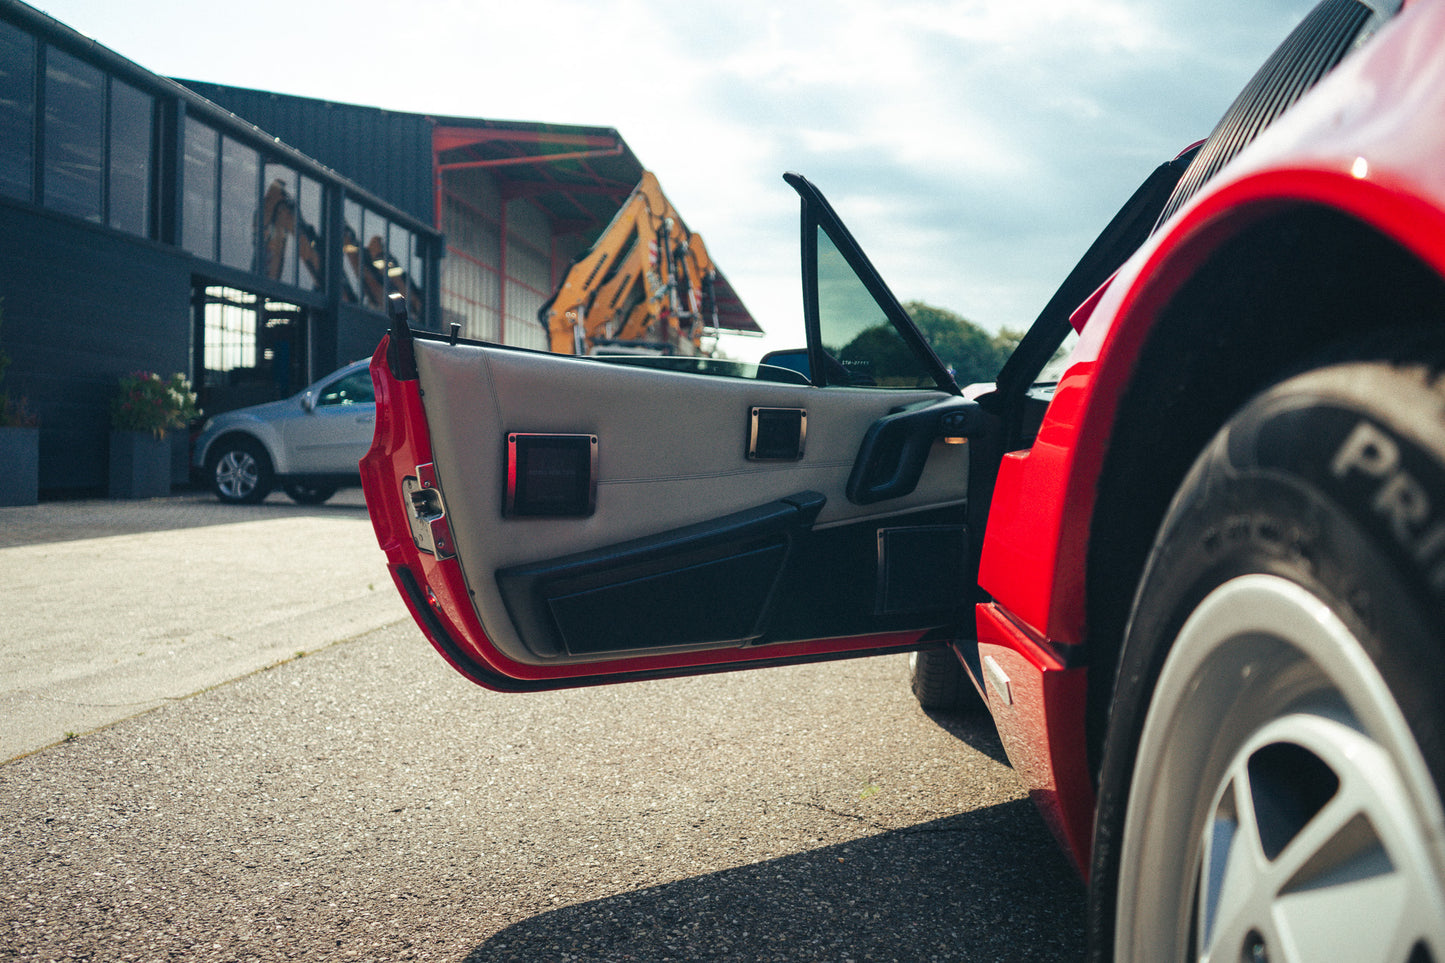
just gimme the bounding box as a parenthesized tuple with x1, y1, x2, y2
(540, 171, 719, 355)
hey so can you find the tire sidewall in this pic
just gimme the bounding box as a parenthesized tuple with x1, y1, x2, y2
(1089, 362, 1445, 959)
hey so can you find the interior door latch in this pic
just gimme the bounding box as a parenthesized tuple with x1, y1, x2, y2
(403, 463, 455, 559)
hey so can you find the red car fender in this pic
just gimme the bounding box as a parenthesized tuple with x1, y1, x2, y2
(974, 0, 1445, 868)
(976, 602, 1093, 877)
(983, 0, 1445, 641)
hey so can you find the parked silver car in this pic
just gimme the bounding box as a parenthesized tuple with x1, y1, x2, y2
(192, 360, 374, 504)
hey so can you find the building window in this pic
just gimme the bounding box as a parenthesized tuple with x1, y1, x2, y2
(361, 207, 387, 309)
(297, 174, 324, 292)
(262, 161, 298, 285)
(202, 285, 258, 376)
(198, 284, 309, 413)
(409, 232, 427, 315)
(339, 195, 427, 318)
(43, 48, 104, 222)
(0, 21, 35, 202)
(182, 117, 218, 259)
(219, 136, 258, 271)
(108, 79, 152, 237)
(341, 198, 363, 303)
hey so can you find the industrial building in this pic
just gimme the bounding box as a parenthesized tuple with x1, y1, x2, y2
(0, 0, 757, 494)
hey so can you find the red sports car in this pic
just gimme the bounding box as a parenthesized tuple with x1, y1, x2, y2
(362, 0, 1445, 957)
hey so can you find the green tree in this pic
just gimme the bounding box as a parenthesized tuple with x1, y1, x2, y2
(902, 300, 1010, 385)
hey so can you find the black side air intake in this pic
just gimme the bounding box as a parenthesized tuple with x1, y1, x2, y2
(1154, 0, 1397, 230)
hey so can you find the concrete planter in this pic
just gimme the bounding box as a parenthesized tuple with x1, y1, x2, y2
(109, 430, 171, 500)
(0, 425, 39, 506)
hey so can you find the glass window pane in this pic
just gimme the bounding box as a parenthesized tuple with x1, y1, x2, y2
(219, 136, 259, 271)
(0, 22, 35, 202)
(388, 221, 408, 297)
(43, 49, 103, 221)
(182, 117, 218, 259)
(409, 232, 427, 318)
(298, 175, 324, 292)
(362, 208, 387, 309)
(816, 224, 934, 388)
(317, 370, 374, 407)
(341, 198, 363, 303)
(202, 285, 257, 379)
(261, 161, 297, 284)
(108, 79, 151, 237)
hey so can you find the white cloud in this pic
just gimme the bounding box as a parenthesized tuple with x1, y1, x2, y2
(36, 0, 1317, 344)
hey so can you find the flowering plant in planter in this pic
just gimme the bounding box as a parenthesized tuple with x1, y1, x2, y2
(110, 371, 199, 438)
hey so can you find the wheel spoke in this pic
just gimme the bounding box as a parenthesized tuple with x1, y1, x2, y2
(215, 451, 259, 499)
(1198, 765, 1270, 961)
(1206, 714, 1443, 963)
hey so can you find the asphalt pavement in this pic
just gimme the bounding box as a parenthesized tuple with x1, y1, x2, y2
(0, 489, 1085, 961)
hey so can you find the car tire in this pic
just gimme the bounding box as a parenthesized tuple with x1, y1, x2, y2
(283, 482, 338, 505)
(1090, 359, 1445, 961)
(908, 647, 979, 713)
(207, 437, 274, 505)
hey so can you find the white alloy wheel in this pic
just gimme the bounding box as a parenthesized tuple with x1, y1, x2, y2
(209, 439, 274, 504)
(1116, 574, 1445, 962)
(215, 449, 259, 499)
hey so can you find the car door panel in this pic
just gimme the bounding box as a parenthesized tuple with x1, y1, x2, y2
(496, 490, 823, 658)
(411, 337, 971, 668)
(284, 405, 375, 474)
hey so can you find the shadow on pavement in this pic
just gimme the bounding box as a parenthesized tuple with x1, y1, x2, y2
(922, 704, 1012, 769)
(464, 802, 1086, 962)
(0, 487, 371, 548)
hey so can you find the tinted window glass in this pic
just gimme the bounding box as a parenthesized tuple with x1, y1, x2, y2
(43, 49, 103, 221)
(262, 161, 298, 284)
(362, 208, 387, 308)
(409, 232, 427, 317)
(219, 136, 259, 271)
(816, 225, 935, 389)
(317, 370, 374, 406)
(298, 175, 324, 291)
(341, 198, 363, 303)
(182, 117, 218, 258)
(0, 22, 35, 202)
(108, 79, 152, 236)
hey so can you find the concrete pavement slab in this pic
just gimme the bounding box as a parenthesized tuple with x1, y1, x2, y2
(0, 491, 407, 761)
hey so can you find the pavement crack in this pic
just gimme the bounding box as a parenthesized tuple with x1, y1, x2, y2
(797, 801, 893, 832)
(21, 691, 179, 708)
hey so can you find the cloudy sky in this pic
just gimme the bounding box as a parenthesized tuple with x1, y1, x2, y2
(37, 0, 1314, 354)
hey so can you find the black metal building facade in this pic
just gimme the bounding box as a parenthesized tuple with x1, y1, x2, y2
(0, 0, 751, 496)
(0, 0, 440, 492)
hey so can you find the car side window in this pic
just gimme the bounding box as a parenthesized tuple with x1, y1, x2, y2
(787, 173, 959, 394)
(815, 225, 938, 389)
(317, 371, 375, 407)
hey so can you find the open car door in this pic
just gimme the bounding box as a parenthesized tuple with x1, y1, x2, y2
(361, 174, 997, 690)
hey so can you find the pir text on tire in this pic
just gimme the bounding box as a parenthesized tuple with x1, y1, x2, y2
(1090, 358, 1445, 962)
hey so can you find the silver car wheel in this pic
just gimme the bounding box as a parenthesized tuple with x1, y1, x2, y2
(1116, 574, 1445, 962)
(215, 449, 260, 500)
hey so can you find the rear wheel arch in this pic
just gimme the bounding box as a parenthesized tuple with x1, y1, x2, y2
(1086, 357, 1445, 960)
(1082, 202, 1445, 778)
(1078, 206, 1445, 958)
